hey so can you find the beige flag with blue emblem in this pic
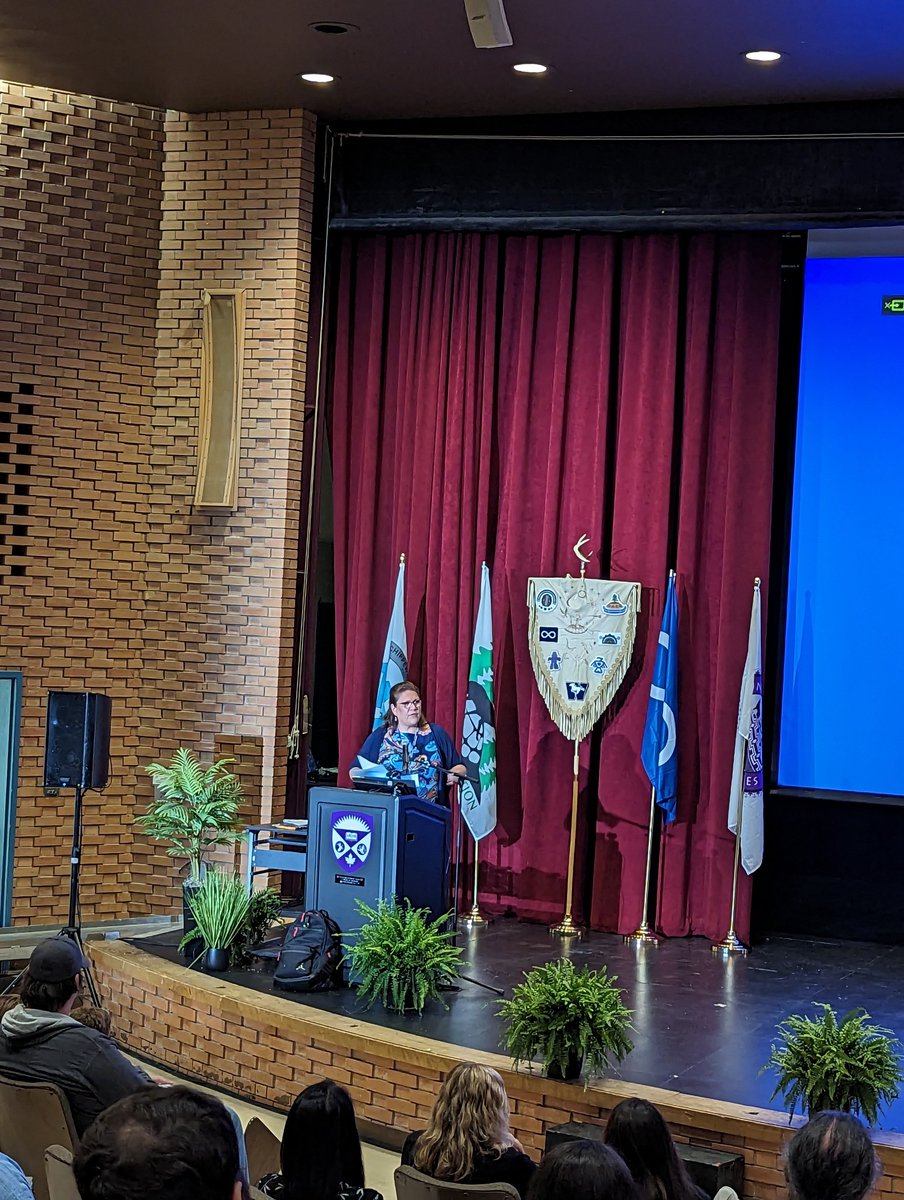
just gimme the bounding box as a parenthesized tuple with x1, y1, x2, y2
(527, 576, 641, 741)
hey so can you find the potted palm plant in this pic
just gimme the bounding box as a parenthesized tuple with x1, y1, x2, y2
(763, 1002, 904, 1123)
(178, 868, 251, 972)
(345, 898, 463, 1014)
(137, 749, 245, 953)
(498, 958, 634, 1081)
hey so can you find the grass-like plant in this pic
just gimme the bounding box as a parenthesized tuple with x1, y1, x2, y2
(178, 868, 250, 954)
(345, 898, 463, 1014)
(763, 1003, 904, 1124)
(498, 958, 634, 1080)
(138, 748, 244, 884)
(231, 888, 283, 968)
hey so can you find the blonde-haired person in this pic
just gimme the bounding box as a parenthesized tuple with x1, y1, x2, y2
(402, 1063, 536, 1198)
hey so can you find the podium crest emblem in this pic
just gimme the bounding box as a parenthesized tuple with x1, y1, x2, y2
(331, 812, 373, 871)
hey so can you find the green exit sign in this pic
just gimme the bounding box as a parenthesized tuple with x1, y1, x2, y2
(882, 296, 904, 314)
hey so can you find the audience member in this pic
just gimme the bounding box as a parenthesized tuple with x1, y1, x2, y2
(785, 1111, 879, 1200)
(0, 1152, 37, 1200)
(0, 936, 151, 1134)
(71, 1003, 115, 1036)
(259, 1079, 382, 1200)
(528, 1139, 639, 1200)
(73, 1084, 243, 1200)
(605, 1097, 708, 1200)
(402, 1063, 535, 1199)
(0, 989, 114, 1033)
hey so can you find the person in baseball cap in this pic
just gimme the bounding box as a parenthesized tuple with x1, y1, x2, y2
(0, 936, 152, 1135)
(26, 935, 87, 986)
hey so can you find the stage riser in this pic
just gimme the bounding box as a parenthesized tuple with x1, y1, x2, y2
(89, 941, 904, 1200)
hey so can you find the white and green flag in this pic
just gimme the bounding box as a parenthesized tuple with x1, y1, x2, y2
(461, 562, 497, 842)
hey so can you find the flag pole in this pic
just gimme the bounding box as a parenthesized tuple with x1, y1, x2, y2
(625, 785, 661, 944)
(711, 775, 748, 957)
(550, 737, 585, 938)
(460, 837, 488, 927)
(712, 574, 761, 958)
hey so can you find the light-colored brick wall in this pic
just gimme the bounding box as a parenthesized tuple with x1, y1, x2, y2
(92, 940, 904, 1200)
(0, 84, 315, 924)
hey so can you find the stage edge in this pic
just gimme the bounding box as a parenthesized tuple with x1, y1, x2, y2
(89, 940, 904, 1200)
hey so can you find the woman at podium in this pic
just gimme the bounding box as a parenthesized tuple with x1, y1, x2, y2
(355, 681, 465, 805)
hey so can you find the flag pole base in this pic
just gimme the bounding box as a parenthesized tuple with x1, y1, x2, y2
(711, 931, 748, 957)
(549, 915, 585, 938)
(624, 923, 660, 945)
(459, 906, 490, 928)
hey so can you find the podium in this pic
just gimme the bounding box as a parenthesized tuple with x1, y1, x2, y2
(306, 786, 452, 944)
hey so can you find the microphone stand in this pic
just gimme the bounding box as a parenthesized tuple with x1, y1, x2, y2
(436, 765, 504, 998)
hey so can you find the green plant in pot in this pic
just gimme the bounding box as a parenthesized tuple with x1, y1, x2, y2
(345, 898, 463, 1014)
(763, 1002, 904, 1123)
(137, 749, 244, 954)
(231, 888, 283, 969)
(178, 868, 250, 972)
(498, 958, 634, 1081)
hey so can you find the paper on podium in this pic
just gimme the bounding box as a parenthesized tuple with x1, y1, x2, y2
(350, 757, 389, 784)
(350, 757, 420, 792)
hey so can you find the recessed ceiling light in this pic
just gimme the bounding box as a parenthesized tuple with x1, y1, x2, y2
(299, 72, 335, 84)
(744, 50, 782, 63)
(309, 21, 358, 35)
(513, 62, 548, 75)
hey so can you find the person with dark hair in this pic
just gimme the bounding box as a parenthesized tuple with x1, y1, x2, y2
(527, 1139, 640, 1200)
(355, 680, 465, 805)
(403, 1063, 535, 1199)
(73, 1084, 243, 1200)
(785, 1110, 879, 1200)
(258, 1079, 382, 1200)
(0, 936, 151, 1135)
(604, 1097, 708, 1200)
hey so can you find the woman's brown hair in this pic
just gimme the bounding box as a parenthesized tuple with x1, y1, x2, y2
(414, 1063, 513, 1181)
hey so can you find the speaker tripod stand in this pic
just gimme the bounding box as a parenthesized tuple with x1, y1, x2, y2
(59, 779, 101, 1006)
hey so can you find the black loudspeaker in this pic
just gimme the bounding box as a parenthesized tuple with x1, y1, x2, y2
(44, 692, 112, 789)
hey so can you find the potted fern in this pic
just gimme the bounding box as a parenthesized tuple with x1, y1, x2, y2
(763, 1002, 904, 1123)
(345, 898, 463, 1014)
(498, 958, 633, 1081)
(137, 749, 244, 953)
(179, 868, 250, 972)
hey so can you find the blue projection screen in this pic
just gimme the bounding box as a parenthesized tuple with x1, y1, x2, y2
(779, 253, 904, 797)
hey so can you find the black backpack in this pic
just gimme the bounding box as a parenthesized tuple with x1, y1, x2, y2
(273, 909, 342, 992)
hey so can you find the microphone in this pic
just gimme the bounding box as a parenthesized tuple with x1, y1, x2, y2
(402, 739, 410, 772)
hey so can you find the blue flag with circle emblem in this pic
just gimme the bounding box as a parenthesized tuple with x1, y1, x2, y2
(641, 572, 678, 823)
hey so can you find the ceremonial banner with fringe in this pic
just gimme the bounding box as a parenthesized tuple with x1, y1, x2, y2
(527, 576, 641, 741)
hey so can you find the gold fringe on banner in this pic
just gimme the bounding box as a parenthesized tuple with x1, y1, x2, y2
(526, 577, 641, 742)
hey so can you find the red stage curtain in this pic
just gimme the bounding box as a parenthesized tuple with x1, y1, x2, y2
(329, 231, 782, 942)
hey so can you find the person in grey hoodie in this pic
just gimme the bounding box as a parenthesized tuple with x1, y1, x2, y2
(0, 936, 151, 1136)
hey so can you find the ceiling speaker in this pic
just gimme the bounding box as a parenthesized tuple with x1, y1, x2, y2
(463, 0, 513, 49)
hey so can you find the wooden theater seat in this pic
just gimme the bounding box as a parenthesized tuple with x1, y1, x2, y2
(245, 1116, 282, 1187)
(44, 1145, 80, 1200)
(395, 1165, 521, 1200)
(0, 1074, 79, 1200)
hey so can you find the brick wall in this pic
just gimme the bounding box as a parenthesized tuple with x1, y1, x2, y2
(91, 940, 904, 1200)
(0, 83, 315, 924)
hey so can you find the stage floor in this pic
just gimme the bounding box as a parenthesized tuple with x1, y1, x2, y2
(135, 921, 904, 1131)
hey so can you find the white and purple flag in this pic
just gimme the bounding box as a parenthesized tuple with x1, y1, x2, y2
(727, 579, 764, 874)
